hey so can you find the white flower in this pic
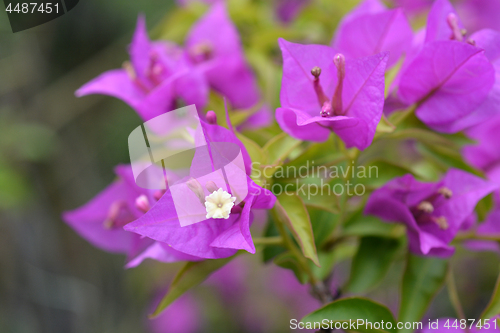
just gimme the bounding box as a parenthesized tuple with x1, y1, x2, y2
(205, 188, 236, 219)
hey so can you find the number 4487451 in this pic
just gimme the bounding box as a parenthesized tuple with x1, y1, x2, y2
(5, 3, 59, 14)
(444, 319, 498, 330)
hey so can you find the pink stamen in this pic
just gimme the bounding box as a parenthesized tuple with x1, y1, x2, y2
(135, 195, 150, 213)
(447, 13, 464, 42)
(206, 111, 217, 125)
(332, 53, 345, 116)
(205, 181, 218, 193)
(154, 190, 165, 201)
(123, 61, 150, 93)
(320, 101, 333, 118)
(103, 201, 127, 229)
(311, 67, 329, 107)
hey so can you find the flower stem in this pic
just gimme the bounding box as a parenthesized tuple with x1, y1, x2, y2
(455, 233, 500, 241)
(390, 104, 416, 127)
(447, 268, 466, 321)
(253, 236, 284, 246)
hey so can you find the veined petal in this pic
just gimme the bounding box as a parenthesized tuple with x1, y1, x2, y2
(398, 41, 495, 132)
(333, 8, 412, 68)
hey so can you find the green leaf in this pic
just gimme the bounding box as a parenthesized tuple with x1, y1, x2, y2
(151, 255, 237, 317)
(481, 268, 500, 320)
(307, 205, 339, 246)
(386, 128, 456, 148)
(354, 160, 416, 188)
(262, 214, 286, 262)
(274, 251, 308, 284)
(398, 255, 448, 332)
(346, 236, 402, 293)
(285, 137, 345, 169)
(302, 297, 396, 333)
(344, 211, 406, 238)
(417, 143, 481, 176)
(311, 242, 358, 281)
(274, 193, 320, 266)
(236, 132, 264, 165)
(263, 132, 302, 166)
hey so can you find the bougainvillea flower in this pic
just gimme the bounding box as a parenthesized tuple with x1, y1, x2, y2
(124, 115, 275, 260)
(463, 115, 500, 186)
(62, 165, 156, 259)
(388, 0, 498, 133)
(76, 16, 206, 121)
(124, 176, 275, 259)
(332, 0, 413, 68)
(185, 3, 261, 110)
(77, 5, 267, 127)
(449, 29, 500, 131)
(276, 39, 388, 150)
(397, 40, 494, 133)
(365, 169, 497, 257)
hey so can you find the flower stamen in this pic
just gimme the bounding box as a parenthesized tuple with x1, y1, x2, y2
(332, 53, 345, 116)
(432, 216, 449, 230)
(447, 13, 464, 42)
(135, 195, 150, 213)
(437, 187, 453, 199)
(311, 66, 330, 108)
(417, 201, 434, 213)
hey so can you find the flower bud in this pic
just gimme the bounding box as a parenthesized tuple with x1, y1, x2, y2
(206, 111, 217, 125)
(205, 181, 219, 193)
(187, 178, 205, 204)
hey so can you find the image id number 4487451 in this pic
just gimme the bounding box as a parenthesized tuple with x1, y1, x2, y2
(6, 2, 59, 13)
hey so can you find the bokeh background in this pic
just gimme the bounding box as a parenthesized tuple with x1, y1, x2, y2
(1, 0, 499, 332)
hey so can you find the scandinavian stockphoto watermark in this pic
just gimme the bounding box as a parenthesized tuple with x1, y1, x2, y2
(251, 160, 379, 200)
(290, 318, 498, 331)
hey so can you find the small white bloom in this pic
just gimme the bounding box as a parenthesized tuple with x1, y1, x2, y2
(205, 188, 236, 219)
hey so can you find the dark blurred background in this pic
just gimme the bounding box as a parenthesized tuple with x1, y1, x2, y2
(0, 1, 181, 332)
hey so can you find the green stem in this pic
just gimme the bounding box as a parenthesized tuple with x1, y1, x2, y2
(455, 233, 500, 241)
(253, 236, 284, 246)
(448, 269, 466, 321)
(390, 104, 416, 127)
